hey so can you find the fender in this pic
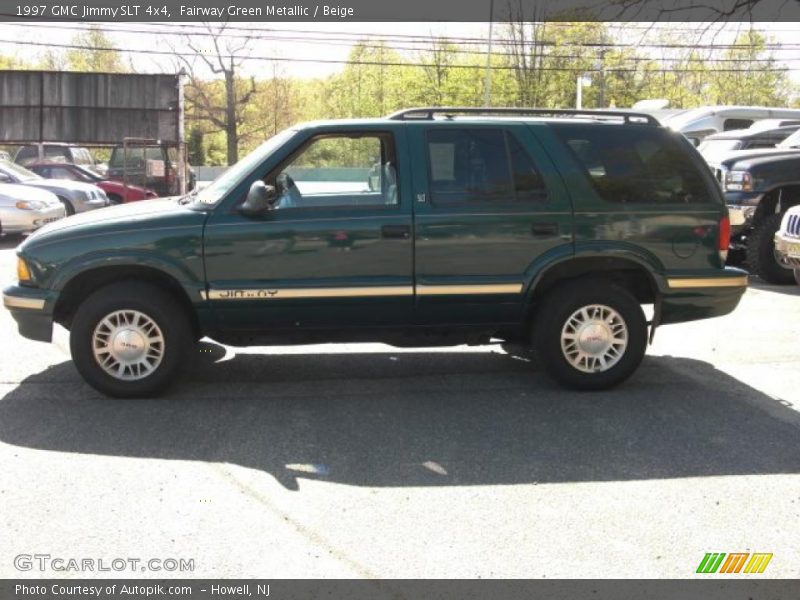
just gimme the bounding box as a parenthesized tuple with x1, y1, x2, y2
(48, 250, 207, 303)
(521, 240, 667, 304)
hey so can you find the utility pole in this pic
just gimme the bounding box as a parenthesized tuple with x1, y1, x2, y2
(483, 0, 494, 107)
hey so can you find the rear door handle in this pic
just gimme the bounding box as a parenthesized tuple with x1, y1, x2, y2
(531, 222, 559, 238)
(381, 224, 411, 239)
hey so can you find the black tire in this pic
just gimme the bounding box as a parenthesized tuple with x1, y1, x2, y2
(533, 280, 647, 390)
(69, 281, 191, 398)
(794, 269, 800, 286)
(107, 193, 123, 205)
(746, 213, 794, 284)
(58, 196, 75, 216)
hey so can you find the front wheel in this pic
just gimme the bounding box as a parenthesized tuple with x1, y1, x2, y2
(69, 282, 191, 397)
(533, 281, 647, 390)
(747, 213, 794, 285)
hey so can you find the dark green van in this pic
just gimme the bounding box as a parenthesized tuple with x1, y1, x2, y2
(3, 108, 747, 397)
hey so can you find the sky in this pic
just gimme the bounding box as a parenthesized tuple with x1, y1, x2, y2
(1, 21, 800, 84)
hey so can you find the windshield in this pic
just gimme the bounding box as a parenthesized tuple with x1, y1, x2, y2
(697, 139, 742, 164)
(191, 128, 297, 206)
(0, 159, 43, 181)
(778, 130, 800, 148)
(72, 164, 102, 181)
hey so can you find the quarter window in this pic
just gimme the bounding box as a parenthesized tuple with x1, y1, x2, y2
(553, 124, 712, 204)
(426, 128, 547, 204)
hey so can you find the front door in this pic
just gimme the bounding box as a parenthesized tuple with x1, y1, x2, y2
(203, 128, 414, 332)
(408, 123, 574, 325)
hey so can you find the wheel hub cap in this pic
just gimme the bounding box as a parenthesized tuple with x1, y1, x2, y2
(561, 304, 628, 374)
(92, 310, 164, 381)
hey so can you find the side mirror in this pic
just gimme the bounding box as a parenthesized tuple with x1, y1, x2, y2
(240, 180, 277, 216)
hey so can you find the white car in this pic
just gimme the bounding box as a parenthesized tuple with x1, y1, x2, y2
(0, 184, 66, 235)
(774, 206, 800, 285)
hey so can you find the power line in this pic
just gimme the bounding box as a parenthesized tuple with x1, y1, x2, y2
(4, 22, 798, 66)
(0, 37, 792, 73)
(3, 18, 799, 50)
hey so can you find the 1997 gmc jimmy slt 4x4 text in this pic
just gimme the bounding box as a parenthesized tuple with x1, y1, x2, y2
(3, 108, 747, 397)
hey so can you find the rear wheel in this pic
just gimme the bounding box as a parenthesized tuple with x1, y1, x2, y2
(533, 280, 647, 390)
(747, 213, 794, 284)
(69, 282, 191, 397)
(794, 269, 800, 286)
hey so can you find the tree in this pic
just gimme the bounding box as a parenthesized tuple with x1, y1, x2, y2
(173, 23, 258, 165)
(64, 27, 129, 72)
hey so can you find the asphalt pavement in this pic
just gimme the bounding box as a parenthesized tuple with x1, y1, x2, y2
(0, 233, 799, 578)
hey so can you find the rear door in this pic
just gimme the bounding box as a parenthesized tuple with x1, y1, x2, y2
(408, 122, 573, 325)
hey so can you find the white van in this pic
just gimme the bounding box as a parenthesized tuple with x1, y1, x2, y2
(661, 107, 800, 145)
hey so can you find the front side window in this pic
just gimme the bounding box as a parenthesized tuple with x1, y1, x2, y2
(270, 133, 398, 209)
(553, 124, 712, 204)
(426, 128, 547, 204)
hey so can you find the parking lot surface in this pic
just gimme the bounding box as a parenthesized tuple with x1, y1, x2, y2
(1, 234, 799, 578)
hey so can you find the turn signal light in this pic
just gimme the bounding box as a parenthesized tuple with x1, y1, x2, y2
(17, 257, 32, 283)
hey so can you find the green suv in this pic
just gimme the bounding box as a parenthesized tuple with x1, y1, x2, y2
(3, 108, 747, 397)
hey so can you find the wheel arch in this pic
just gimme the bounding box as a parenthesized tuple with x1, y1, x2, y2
(754, 183, 800, 223)
(53, 263, 201, 337)
(524, 252, 663, 310)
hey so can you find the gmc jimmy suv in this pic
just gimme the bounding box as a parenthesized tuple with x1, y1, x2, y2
(3, 107, 747, 397)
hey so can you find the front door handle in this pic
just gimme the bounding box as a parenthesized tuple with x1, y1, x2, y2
(531, 222, 559, 238)
(381, 224, 411, 239)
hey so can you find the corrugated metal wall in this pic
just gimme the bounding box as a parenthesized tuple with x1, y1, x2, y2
(0, 71, 180, 144)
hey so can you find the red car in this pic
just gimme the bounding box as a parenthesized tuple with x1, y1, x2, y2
(26, 162, 159, 204)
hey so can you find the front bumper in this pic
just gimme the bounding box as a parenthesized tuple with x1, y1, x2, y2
(2, 284, 57, 342)
(660, 268, 748, 325)
(74, 197, 109, 212)
(725, 191, 764, 234)
(774, 233, 800, 269)
(0, 205, 65, 234)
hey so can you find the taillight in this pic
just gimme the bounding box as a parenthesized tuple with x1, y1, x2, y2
(718, 215, 730, 263)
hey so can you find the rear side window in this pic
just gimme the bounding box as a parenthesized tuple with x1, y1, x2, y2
(724, 118, 753, 131)
(553, 124, 712, 204)
(426, 128, 547, 204)
(44, 146, 69, 162)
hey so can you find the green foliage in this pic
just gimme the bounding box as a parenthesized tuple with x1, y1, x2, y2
(64, 27, 129, 73)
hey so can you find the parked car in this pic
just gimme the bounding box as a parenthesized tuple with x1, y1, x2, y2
(722, 149, 800, 284)
(0, 160, 109, 215)
(3, 107, 747, 397)
(709, 128, 800, 186)
(26, 162, 158, 204)
(107, 145, 196, 197)
(773, 206, 800, 285)
(697, 125, 800, 167)
(14, 143, 96, 170)
(661, 106, 800, 145)
(0, 184, 65, 235)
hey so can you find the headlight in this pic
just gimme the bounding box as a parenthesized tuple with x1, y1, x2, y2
(724, 171, 753, 192)
(15, 200, 45, 210)
(17, 256, 32, 283)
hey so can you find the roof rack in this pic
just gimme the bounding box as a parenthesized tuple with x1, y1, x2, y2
(386, 106, 660, 126)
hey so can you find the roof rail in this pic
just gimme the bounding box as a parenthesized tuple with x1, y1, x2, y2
(386, 106, 660, 126)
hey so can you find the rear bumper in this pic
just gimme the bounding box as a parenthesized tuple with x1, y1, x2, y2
(660, 268, 748, 324)
(2, 284, 56, 342)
